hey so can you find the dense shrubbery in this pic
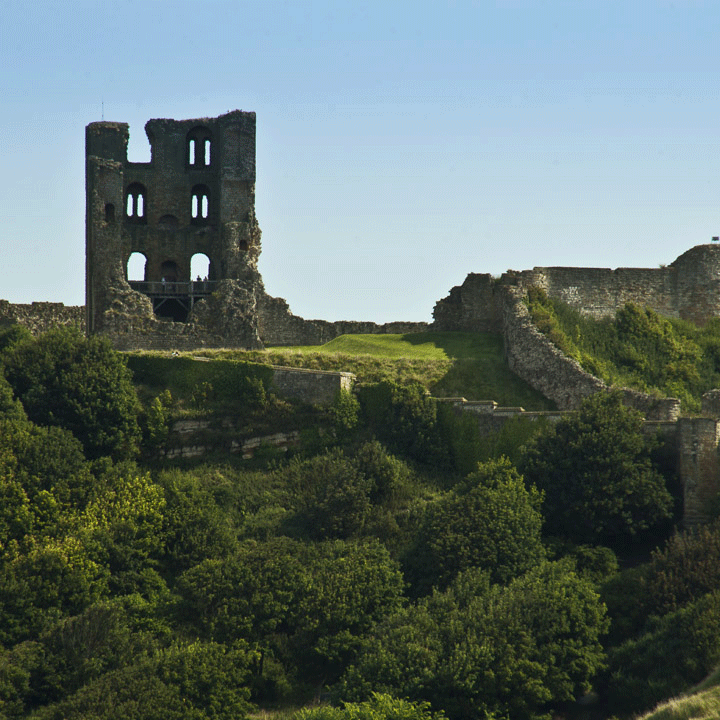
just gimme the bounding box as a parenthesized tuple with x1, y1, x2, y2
(342, 560, 608, 720)
(0, 325, 706, 719)
(521, 391, 674, 548)
(404, 457, 545, 594)
(2, 328, 141, 459)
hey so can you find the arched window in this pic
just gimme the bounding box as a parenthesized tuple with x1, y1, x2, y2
(126, 252, 147, 282)
(187, 126, 212, 167)
(125, 183, 147, 224)
(191, 185, 210, 224)
(190, 253, 211, 281)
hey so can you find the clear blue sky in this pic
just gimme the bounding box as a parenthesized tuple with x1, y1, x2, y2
(2, 0, 720, 323)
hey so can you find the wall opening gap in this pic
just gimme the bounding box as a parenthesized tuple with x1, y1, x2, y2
(127, 252, 147, 282)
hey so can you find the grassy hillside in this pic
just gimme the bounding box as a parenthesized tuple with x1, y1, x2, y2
(526, 287, 720, 413)
(194, 332, 555, 410)
(640, 666, 720, 720)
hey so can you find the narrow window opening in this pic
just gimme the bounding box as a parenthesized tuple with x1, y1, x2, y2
(191, 185, 210, 224)
(105, 203, 115, 223)
(125, 183, 147, 224)
(187, 126, 212, 167)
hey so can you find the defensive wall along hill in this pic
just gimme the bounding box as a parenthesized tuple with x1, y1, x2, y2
(430, 243, 720, 527)
(4, 109, 720, 525)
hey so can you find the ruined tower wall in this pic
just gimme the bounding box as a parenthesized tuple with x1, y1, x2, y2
(86, 111, 264, 350)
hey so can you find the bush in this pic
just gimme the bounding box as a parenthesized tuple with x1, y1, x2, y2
(2, 328, 141, 460)
(357, 381, 450, 467)
(605, 590, 720, 717)
(645, 522, 720, 616)
(405, 457, 545, 594)
(343, 560, 608, 720)
(521, 391, 673, 549)
(292, 693, 446, 720)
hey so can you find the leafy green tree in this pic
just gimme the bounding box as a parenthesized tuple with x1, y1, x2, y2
(353, 441, 411, 505)
(283, 449, 373, 540)
(358, 381, 450, 467)
(521, 391, 673, 547)
(157, 468, 239, 574)
(292, 693, 447, 720)
(176, 537, 307, 644)
(343, 560, 608, 720)
(36, 596, 172, 704)
(291, 539, 405, 687)
(1, 327, 141, 459)
(0, 461, 166, 644)
(604, 590, 720, 717)
(644, 521, 720, 616)
(406, 457, 545, 594)
(177, 538, 404, 691)
(26, 640, 256, 720)
(0, 372, 26, 422)
(0, 641, 43, 718)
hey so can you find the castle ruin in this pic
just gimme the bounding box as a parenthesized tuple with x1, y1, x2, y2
(86, 111, 266, 350)
(3, 109, 720, 525)
(85, 111, 424, 351)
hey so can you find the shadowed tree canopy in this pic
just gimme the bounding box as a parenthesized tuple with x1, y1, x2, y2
(521, 391, 673, 547)
(1, 327, 141, 460)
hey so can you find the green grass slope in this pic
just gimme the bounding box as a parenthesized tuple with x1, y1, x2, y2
(526, 288, 720, 413)
(640, 667, 720, 720)
(196, 332, 554, 410)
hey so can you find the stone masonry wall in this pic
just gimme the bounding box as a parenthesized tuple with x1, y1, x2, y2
(499, 286, 681, 419)
(0, 301, 85, 336)
(677, 417, 720, 527)
(433, 244, 720, 332)
(271, 366, 355, 406)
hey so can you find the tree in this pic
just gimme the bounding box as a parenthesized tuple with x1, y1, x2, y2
(1, 327, 141, 460)
(282, 450, 373, 540)
(343, 560, 608, 720)
(520, 391, 673, 547)
(291, 693, 447, 720)
(177, 538, 404, 691)
(357, 382, 450, 467)
(644, 521, 720, 616)
(26, 640, 256, 720)
(604, 590, 720, 717)
(406, 457, 545, 594)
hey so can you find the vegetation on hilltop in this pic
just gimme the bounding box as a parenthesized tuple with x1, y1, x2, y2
(526, 287, 720, 412)
(192, 331, 555, 410)
(0, 325, 716, 720)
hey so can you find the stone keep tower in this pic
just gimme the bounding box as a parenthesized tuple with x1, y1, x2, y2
(86, 110, 264, 349)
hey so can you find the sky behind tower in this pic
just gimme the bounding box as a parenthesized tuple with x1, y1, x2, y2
(2, 0, 720, 323)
